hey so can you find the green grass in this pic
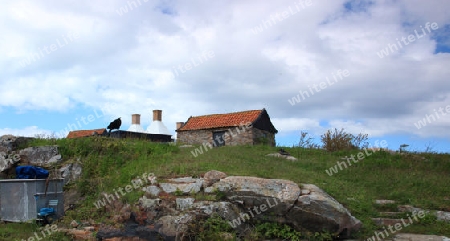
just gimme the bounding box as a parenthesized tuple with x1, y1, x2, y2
(0, 222, 72, 241)
(1, 137, 450, 240)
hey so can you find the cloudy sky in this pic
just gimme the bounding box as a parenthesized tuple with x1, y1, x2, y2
(1, 0, 449, 152)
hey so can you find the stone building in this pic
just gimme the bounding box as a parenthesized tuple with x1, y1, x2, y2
(176, 109, 278, 146)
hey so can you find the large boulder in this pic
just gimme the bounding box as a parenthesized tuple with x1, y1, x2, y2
(212, 176, 361, 236)
(287, 184, 362, 236)
(212, 176, 300, 214)
(19, 146, 60, 166)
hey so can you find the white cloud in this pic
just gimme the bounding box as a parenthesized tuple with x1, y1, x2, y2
(0, 0, 449, 143)
(0, 126, 53, 138)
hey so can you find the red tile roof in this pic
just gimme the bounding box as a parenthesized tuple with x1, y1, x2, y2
(177, 109, 263, 131)
(66, 128, 107, 138)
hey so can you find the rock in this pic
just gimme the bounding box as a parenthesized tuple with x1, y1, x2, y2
(0, 152, 20, 172)
(19, 145, 60, 166)
(300, 189, 311, 195)
(147, 173, 157, 184)
(0, 135, 32, 152)
(143, 185, 161, 197)
(287, 184, 362, 236)
(156, 214, 193, 238)
(176, 198, 195, 211)
(97, 172, 362, 239)
(47, 154, 62, 164)
(60, 163, 83, 184)
(204, 186, 215, 193)
(179, 145, 193, 148)
(194, 201, 240, 221)
(212, 176, 300, 212)
(212, 177, 361, 236)
(159, 179, 203, 194)
(203, 170, 227, 187)
(437, 211, 450, 222)
(266, 153, 298, 161)
(139, 196, 161, 209)
(375, 199, 396, 205)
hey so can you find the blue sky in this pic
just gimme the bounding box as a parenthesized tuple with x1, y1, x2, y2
(1, 0, 450, 153)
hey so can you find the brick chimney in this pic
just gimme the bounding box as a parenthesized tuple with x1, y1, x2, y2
(153, 110, 162, 121)
(176, 122, 184, 130)
(131, 114, 141, 124)
(128, 114, 145, 133)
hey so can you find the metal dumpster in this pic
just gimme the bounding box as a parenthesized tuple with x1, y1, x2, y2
(0, 179, 64, 222)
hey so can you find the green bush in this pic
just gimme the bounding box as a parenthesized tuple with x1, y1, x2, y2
(321, 128, 368, 152)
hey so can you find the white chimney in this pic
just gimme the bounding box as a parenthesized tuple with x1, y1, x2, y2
(146, 110, 172, 135)
(127, 114, 146, 133)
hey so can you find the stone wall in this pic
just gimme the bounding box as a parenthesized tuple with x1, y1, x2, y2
(252, 128, 276, 146)
(178, 125, 275, 146)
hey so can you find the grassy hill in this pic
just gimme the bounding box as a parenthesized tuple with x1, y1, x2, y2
(1, 136, 450, 240)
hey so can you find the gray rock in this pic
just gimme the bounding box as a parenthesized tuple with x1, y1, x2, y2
(19, 145, 60, 166)
(47, 154, 62, 164)
(160, 179, 203, 194)
(176, 198, 195, 211)
(0, 152, 20, 172)
(139, 196, 161, 209)
(194, 201, 241, 221)
(212, 176, 300, 211)
(375, 199, 396, 205)
(286, 184, 362, 236)
(179, 145, 193, 148)
(143, 185, 161, 197)
(437, 211, 450, 222)
(300, 189, 311, 195)
(204, 186, 215, 193)
(212, 176, 361, 236)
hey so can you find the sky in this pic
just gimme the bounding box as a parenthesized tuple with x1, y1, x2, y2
(1, 0, 450, 153)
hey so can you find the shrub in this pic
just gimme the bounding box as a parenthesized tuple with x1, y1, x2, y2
(320, 128, 368, 152)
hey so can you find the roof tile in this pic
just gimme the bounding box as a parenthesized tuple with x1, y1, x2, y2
(178, 110, 262, 131)
(66, 128, 107, 138)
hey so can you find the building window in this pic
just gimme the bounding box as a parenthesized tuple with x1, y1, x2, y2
(213, 131, 226, 147)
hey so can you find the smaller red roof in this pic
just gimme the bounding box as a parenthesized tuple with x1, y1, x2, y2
(66, 128, 106, 138)
(177, 109, 263, 131)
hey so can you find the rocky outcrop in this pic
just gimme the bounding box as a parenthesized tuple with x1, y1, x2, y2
(19, 146, 61, 166)
(96, 170, 362, 240)
(287, 184, 362, 236)
(0, 135, 32, 152)
(212, 177, 361, 236)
